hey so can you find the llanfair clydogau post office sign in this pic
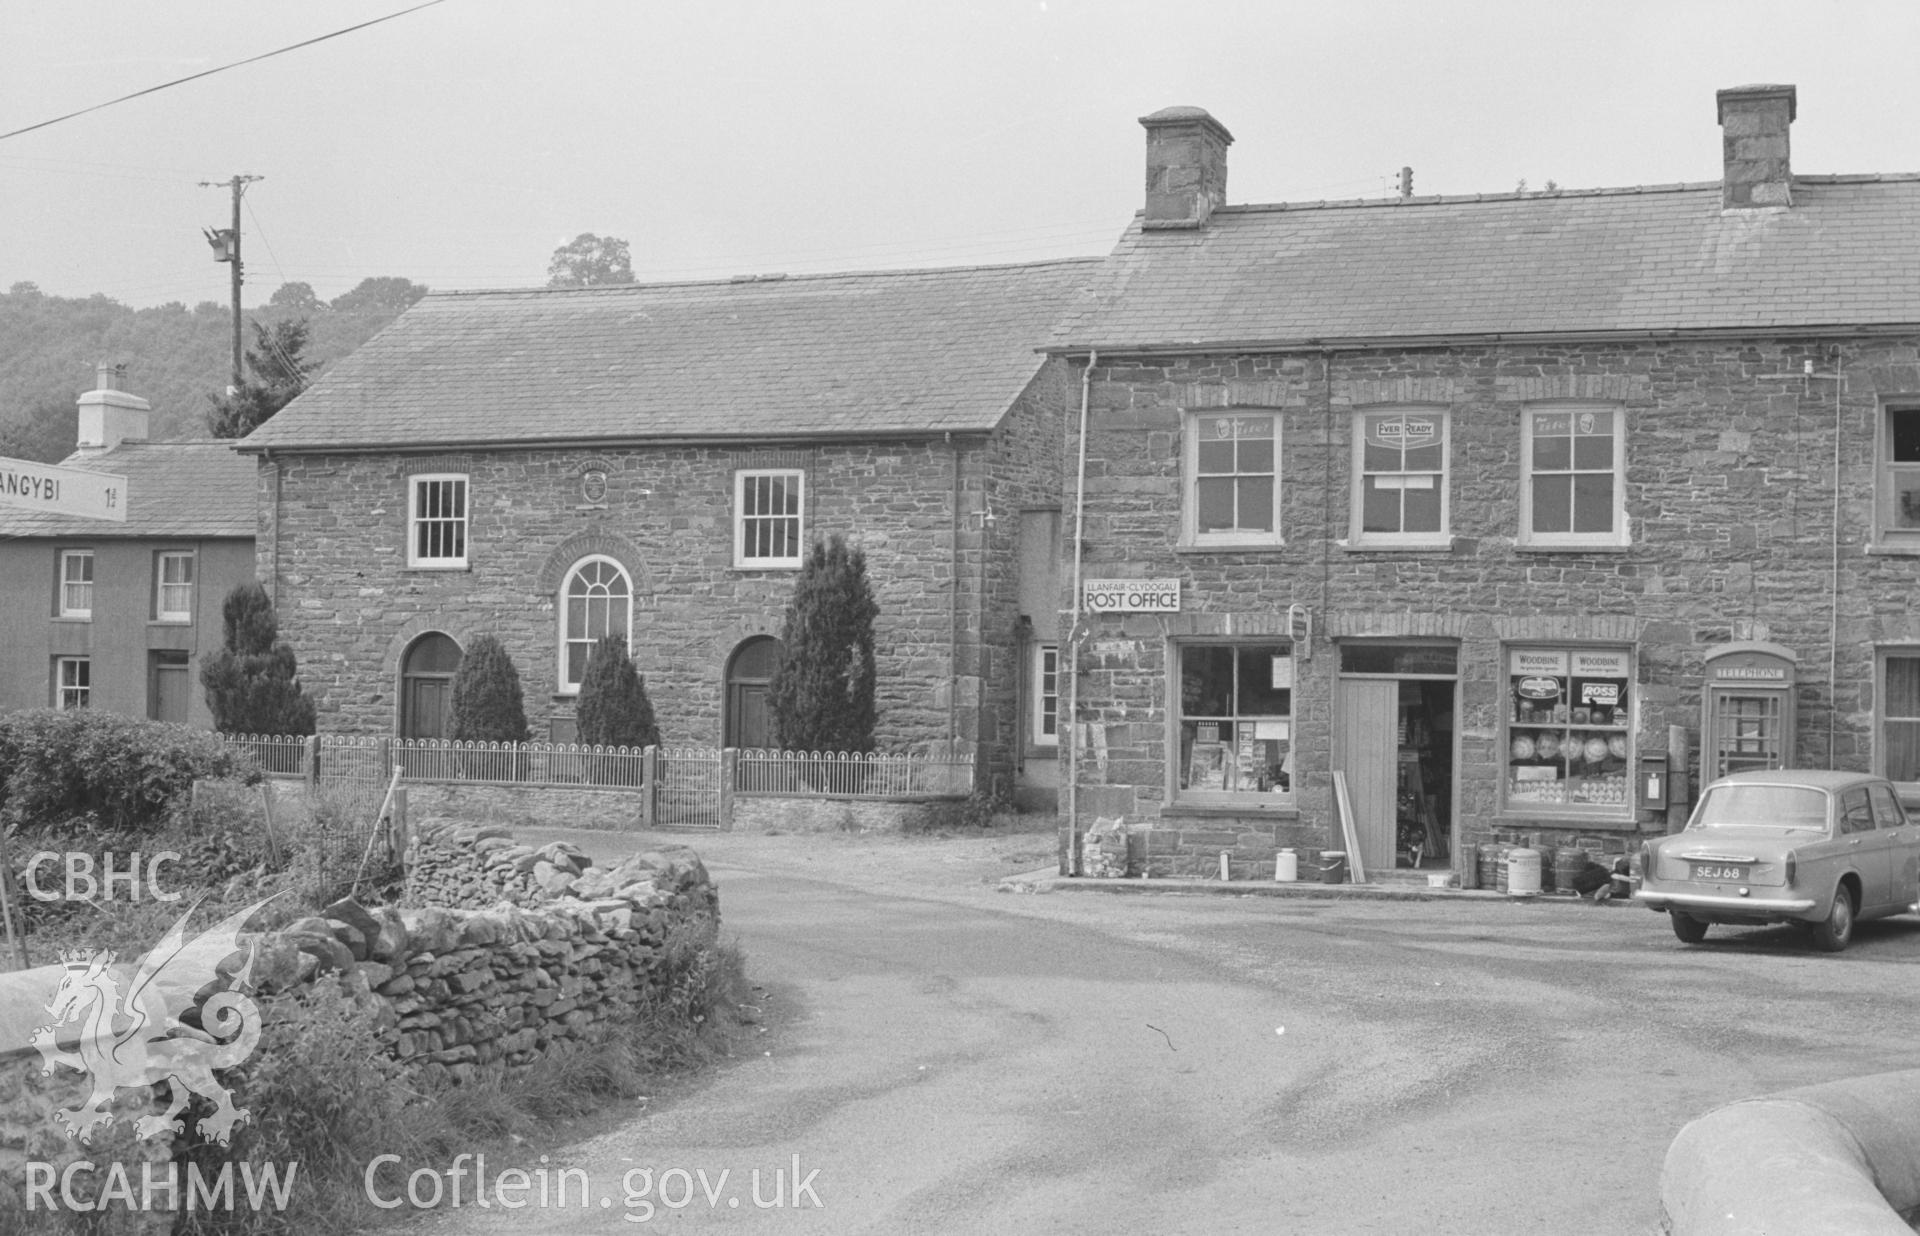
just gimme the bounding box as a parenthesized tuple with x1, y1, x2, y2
(1083, 579, 1181, 613)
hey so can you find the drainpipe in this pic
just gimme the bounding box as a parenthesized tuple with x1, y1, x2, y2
(263, 447, 280, 608)
(948, 432, 962, 758)
(1063, 351, 1096, 875)
(1824, 353, 1844, 766)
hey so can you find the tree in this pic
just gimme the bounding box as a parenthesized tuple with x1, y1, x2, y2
(575, 635, 659, 750)
(205, 318, 314, 438)
(768, 534, 878, 754)
(547, 233, 635, 288)
(449, 634, 530, 743)
(0, 394, 78, 463)
(199, 583, 316, 736)
(328, 276, 428, 316)
(268, 281, 323, 313)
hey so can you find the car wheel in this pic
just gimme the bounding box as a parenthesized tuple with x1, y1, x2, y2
(1809, 886, 1856, 953)
(1670, 912, 1709, 944)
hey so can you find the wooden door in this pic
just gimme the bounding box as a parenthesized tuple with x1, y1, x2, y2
(150, 655, 189, 723)
(1335, 679, 1399, 876)
(728, 682, 774, 750)
(405, 678, 451, 740)
(725, 637, 783, 750)
(401, 633, 462, 740)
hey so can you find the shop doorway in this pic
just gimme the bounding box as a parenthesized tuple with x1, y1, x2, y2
(1333, 643, 1457, 875)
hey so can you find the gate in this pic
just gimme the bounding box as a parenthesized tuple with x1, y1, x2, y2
(649, 747, 727, 830)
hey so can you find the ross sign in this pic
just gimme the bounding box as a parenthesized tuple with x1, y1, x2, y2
(1083, 578, 1180, 613)
(0, 456, 127, 522)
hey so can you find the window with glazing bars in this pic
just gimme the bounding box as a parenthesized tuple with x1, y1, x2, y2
(410, 475, 468, 566)
(736, 470, 803, 567)
(59, 550, 94, 618)
(56, 657, 90, 709)
(156, 551, 194, 621)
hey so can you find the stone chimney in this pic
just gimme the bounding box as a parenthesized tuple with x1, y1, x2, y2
(1140, 106, 1233, 230)
(75, 362, 150, 453)
(1717, 84, 1796, 209)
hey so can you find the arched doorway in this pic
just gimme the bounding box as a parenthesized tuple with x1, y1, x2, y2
(401, 632, 463, 739)
(725, 637, 784, 750)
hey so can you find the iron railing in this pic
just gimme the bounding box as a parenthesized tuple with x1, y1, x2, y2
(218, 734, 974, 833)
(734, 747, 974, 797)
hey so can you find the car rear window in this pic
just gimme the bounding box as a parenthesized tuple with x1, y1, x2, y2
(1870, 783, 1909, 829)
(1691, 784, 1829, 831)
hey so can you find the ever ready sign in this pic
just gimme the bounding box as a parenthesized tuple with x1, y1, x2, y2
(1083, 579, 1181, 613)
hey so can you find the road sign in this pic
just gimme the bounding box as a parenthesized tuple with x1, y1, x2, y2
(0, 456, 128, 522)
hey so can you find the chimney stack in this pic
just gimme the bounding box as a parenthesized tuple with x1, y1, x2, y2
(1140, 106, 1233, 230)
(75, 362, 150, 454)
(1717, 84, 1796, 209)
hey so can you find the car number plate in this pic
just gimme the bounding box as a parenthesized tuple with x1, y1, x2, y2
(1690, 863, 1749, 882)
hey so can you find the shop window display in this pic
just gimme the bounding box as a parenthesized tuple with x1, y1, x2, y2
(1177, 643, 1292, 799)
(1506, 648, 1632, 812)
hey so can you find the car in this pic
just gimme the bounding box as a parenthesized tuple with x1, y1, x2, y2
(1634, 769, 1920, 951)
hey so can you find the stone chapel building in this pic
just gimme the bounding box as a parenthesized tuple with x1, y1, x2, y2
(237, 260, 1096, 804)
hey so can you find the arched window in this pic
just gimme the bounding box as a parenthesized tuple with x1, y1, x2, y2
(725, 637, 785, 749)
(401, 632, 463, 739)
(560, 556, 632, 692)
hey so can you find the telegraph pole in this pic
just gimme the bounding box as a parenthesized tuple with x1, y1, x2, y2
(201, 174, 262, 392)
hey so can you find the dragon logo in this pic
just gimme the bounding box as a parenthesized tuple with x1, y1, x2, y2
(30, 897, 273, 1145)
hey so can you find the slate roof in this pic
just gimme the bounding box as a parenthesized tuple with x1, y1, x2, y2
(0, 441, 255, 539)
(1049, 176, 1920, 352)
(242, 258, 1099, 452)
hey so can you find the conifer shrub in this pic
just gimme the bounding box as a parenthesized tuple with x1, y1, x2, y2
(200, 584, 317, 737)
(575, 635, 658, 784)
(768, 534, 878, 756)
(449, 634, 530, 743)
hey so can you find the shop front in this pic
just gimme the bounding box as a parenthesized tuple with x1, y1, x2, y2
(1503, 647, 1636, 817)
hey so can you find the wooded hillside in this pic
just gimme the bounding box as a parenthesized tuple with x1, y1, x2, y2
(0, 277, 426, 461)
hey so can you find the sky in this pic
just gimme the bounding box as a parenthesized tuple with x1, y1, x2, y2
(3, 0, 1919, 309)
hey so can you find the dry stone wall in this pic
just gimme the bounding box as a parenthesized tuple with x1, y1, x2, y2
(0, 821, 718, 1227)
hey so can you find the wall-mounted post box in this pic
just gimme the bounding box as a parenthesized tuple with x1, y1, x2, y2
(1639, 754, 1669, 810)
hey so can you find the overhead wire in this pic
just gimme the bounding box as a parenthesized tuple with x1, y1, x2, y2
(240, 197, 310, 388)
(0, 0, 449, 144)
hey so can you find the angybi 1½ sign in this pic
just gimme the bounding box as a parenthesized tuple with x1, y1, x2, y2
(0, 456, 127, 522)
(1083, 578, 1181, 613)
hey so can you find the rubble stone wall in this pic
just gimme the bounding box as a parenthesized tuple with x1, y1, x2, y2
(0, 820, 718, 1229)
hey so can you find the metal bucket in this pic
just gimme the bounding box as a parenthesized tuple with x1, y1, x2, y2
(1478, 842, 1506, 892)
(1553, 847, 1590, 894)
(1507, 847, 1543, 896)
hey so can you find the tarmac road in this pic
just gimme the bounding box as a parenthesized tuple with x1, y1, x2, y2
(402, 828, 1920, 1235)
